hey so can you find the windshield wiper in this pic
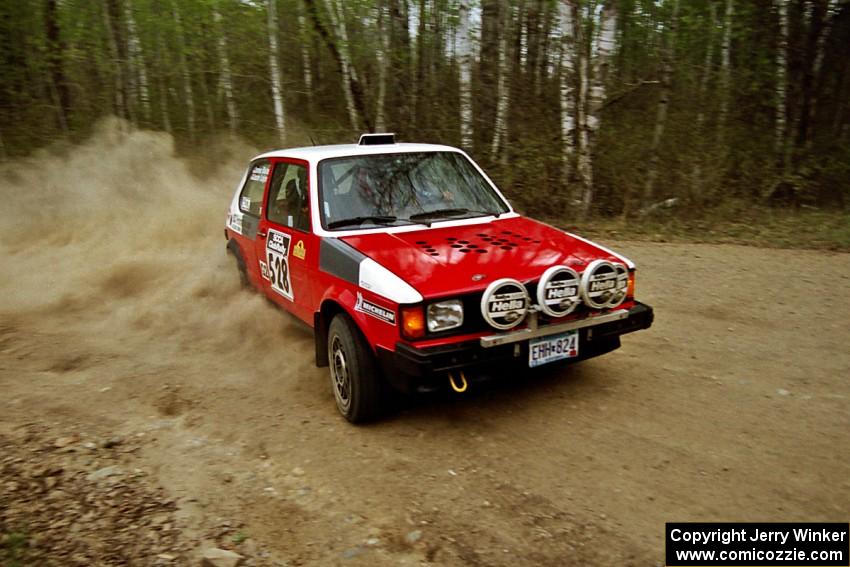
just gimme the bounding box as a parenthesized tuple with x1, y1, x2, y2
(409, 208, 471, 221)
(327, 215, 398, 229)
(408, 207, 501, 222)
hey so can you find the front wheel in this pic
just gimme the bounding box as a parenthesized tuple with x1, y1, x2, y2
(327, 314, 382, 423)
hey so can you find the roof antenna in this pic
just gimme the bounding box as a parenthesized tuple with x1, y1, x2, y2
(309, 134, 317, 146)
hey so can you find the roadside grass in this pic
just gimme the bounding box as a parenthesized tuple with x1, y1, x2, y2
(553, 208, 850, 252)
(1, 531, 29, 567)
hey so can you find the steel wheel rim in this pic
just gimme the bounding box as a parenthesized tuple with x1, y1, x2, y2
(330, 335, 351, 412)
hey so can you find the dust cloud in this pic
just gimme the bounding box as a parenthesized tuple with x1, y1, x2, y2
(0, 119, 302, 370)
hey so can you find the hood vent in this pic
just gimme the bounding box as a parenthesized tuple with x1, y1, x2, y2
(416, 232, 542, 257)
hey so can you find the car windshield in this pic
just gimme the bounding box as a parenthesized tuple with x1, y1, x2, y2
(318, 151, 510, 230)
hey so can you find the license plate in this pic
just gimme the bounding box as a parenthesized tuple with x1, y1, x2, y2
(529, 331, 579, 368)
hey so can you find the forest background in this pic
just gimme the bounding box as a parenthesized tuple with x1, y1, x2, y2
(1, 0, 848, 248)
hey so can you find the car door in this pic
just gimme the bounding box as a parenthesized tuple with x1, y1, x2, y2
(255, 158, 318, 324)
(231, 159, 272, 288)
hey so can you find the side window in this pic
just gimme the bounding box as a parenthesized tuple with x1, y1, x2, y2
(239, 160, 271, 216)
(267, 162, 310, 231)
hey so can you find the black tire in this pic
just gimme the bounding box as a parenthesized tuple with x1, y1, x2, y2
(226, 241, 249, 289)
(327, 313, 382, 423)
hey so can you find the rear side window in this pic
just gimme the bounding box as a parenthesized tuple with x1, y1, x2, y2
(239, 160, 271, 216)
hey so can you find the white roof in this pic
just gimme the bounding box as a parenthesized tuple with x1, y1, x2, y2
(253, 142, 461, 163)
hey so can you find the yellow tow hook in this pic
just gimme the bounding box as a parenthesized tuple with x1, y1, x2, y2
(448, 370, 468, 393)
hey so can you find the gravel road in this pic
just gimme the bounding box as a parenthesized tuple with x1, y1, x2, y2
(2, 127, 848, 566)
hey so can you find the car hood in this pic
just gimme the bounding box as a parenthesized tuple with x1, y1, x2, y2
(340, 216, 629, 298)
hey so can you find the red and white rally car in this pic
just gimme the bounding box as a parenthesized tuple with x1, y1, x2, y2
(225, 134, 653, 422)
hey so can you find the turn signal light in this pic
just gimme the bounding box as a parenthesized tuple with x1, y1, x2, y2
(401, 306, 426, 340)
(627, 271, 636, 299)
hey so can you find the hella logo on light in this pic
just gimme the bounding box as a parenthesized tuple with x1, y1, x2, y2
(481, 278, 530, 330)
(537, 265, 582, 317)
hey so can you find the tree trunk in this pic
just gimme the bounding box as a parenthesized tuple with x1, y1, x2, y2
(717, 0, 733, 146)
(155, 28, 172, 134)
(412, 0, 427, 129)
(578, 0, 617, 217)
(375, 3, 389, 132)
(172, 1, 195, 141)
(558, 0, 575, 185)
(102, 0, 128, 124)
(388, 0, 412, 129)
(457, 0, 473, 148)
(774, 0, 789, 167)
(304, 0, 372, 131)
(323, 0, 366, 131)
(297, 2, 313, 112)
(45, 0, 70, 134)
(267, 0, 286, 142)
(689, 2, 717, 203)
(642, 0, 679, 208)
(490, 2, 511, 160)
(803, 0, 839, 152)
(572, 1, 591, 214)
(214, 7, 239, 135)
(124, 0, 150, 122)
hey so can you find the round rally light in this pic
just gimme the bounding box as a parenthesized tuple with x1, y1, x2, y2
(580, 260, 630, 309)
(480, 278, 530, 330)
(536, 265, 581, 317)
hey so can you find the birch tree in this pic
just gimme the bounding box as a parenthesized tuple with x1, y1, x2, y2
(45, 0, 70, 134)
(124, 0, 150, 122)
(642, 0, 680, 208)
(171, 1, 195, 141)
(803, 0, 840, 152)
(574, 1, 617, 217)
(490, 2, 512, 161)
(102, 0, 128, 125)
(571, 1, 590, 212)
(324, 0, 363, 131)
(375, 3, 389, 132)
(155, 30, 172, 134)
(717, 0, 733, 145)
(774, 0, 789, 168)
(213, 7, 238, 135)
(267, 0, 286, 142)
(297, 3, 313, 111)
(690, 2, 717, 201)
(457, 0, 474, 148)
(558, 0, 575, 183)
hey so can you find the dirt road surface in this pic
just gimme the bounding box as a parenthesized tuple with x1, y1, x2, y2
(2, 125, 849, 565)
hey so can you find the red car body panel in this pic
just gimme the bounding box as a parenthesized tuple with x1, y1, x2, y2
(340, 216, 625, 299)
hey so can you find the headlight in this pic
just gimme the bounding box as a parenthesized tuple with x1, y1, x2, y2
(427, 300, 464, 332)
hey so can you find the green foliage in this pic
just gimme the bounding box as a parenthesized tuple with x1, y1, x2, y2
(0, 0, 847, 217)
(1, 531, 30, 567)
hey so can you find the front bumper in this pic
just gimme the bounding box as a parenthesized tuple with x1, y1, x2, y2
(376, 301, 654, 393)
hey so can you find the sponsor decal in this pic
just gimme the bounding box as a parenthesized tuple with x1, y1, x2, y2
(260, 260, 270, 280)
(267, 230, 290, 255)
(228, 211, 243, 235)
(537, 265, 581, 317)
(249, 164, 270, 183)
(481, 279, 529, 330)
(355, 292, 396, 325)
(239, 196, 251, 212)
(266, 229, 293, 300)
(293, 240, 306, 260)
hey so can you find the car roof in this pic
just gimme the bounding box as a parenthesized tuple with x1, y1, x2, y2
(252, 142, 462, 163)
